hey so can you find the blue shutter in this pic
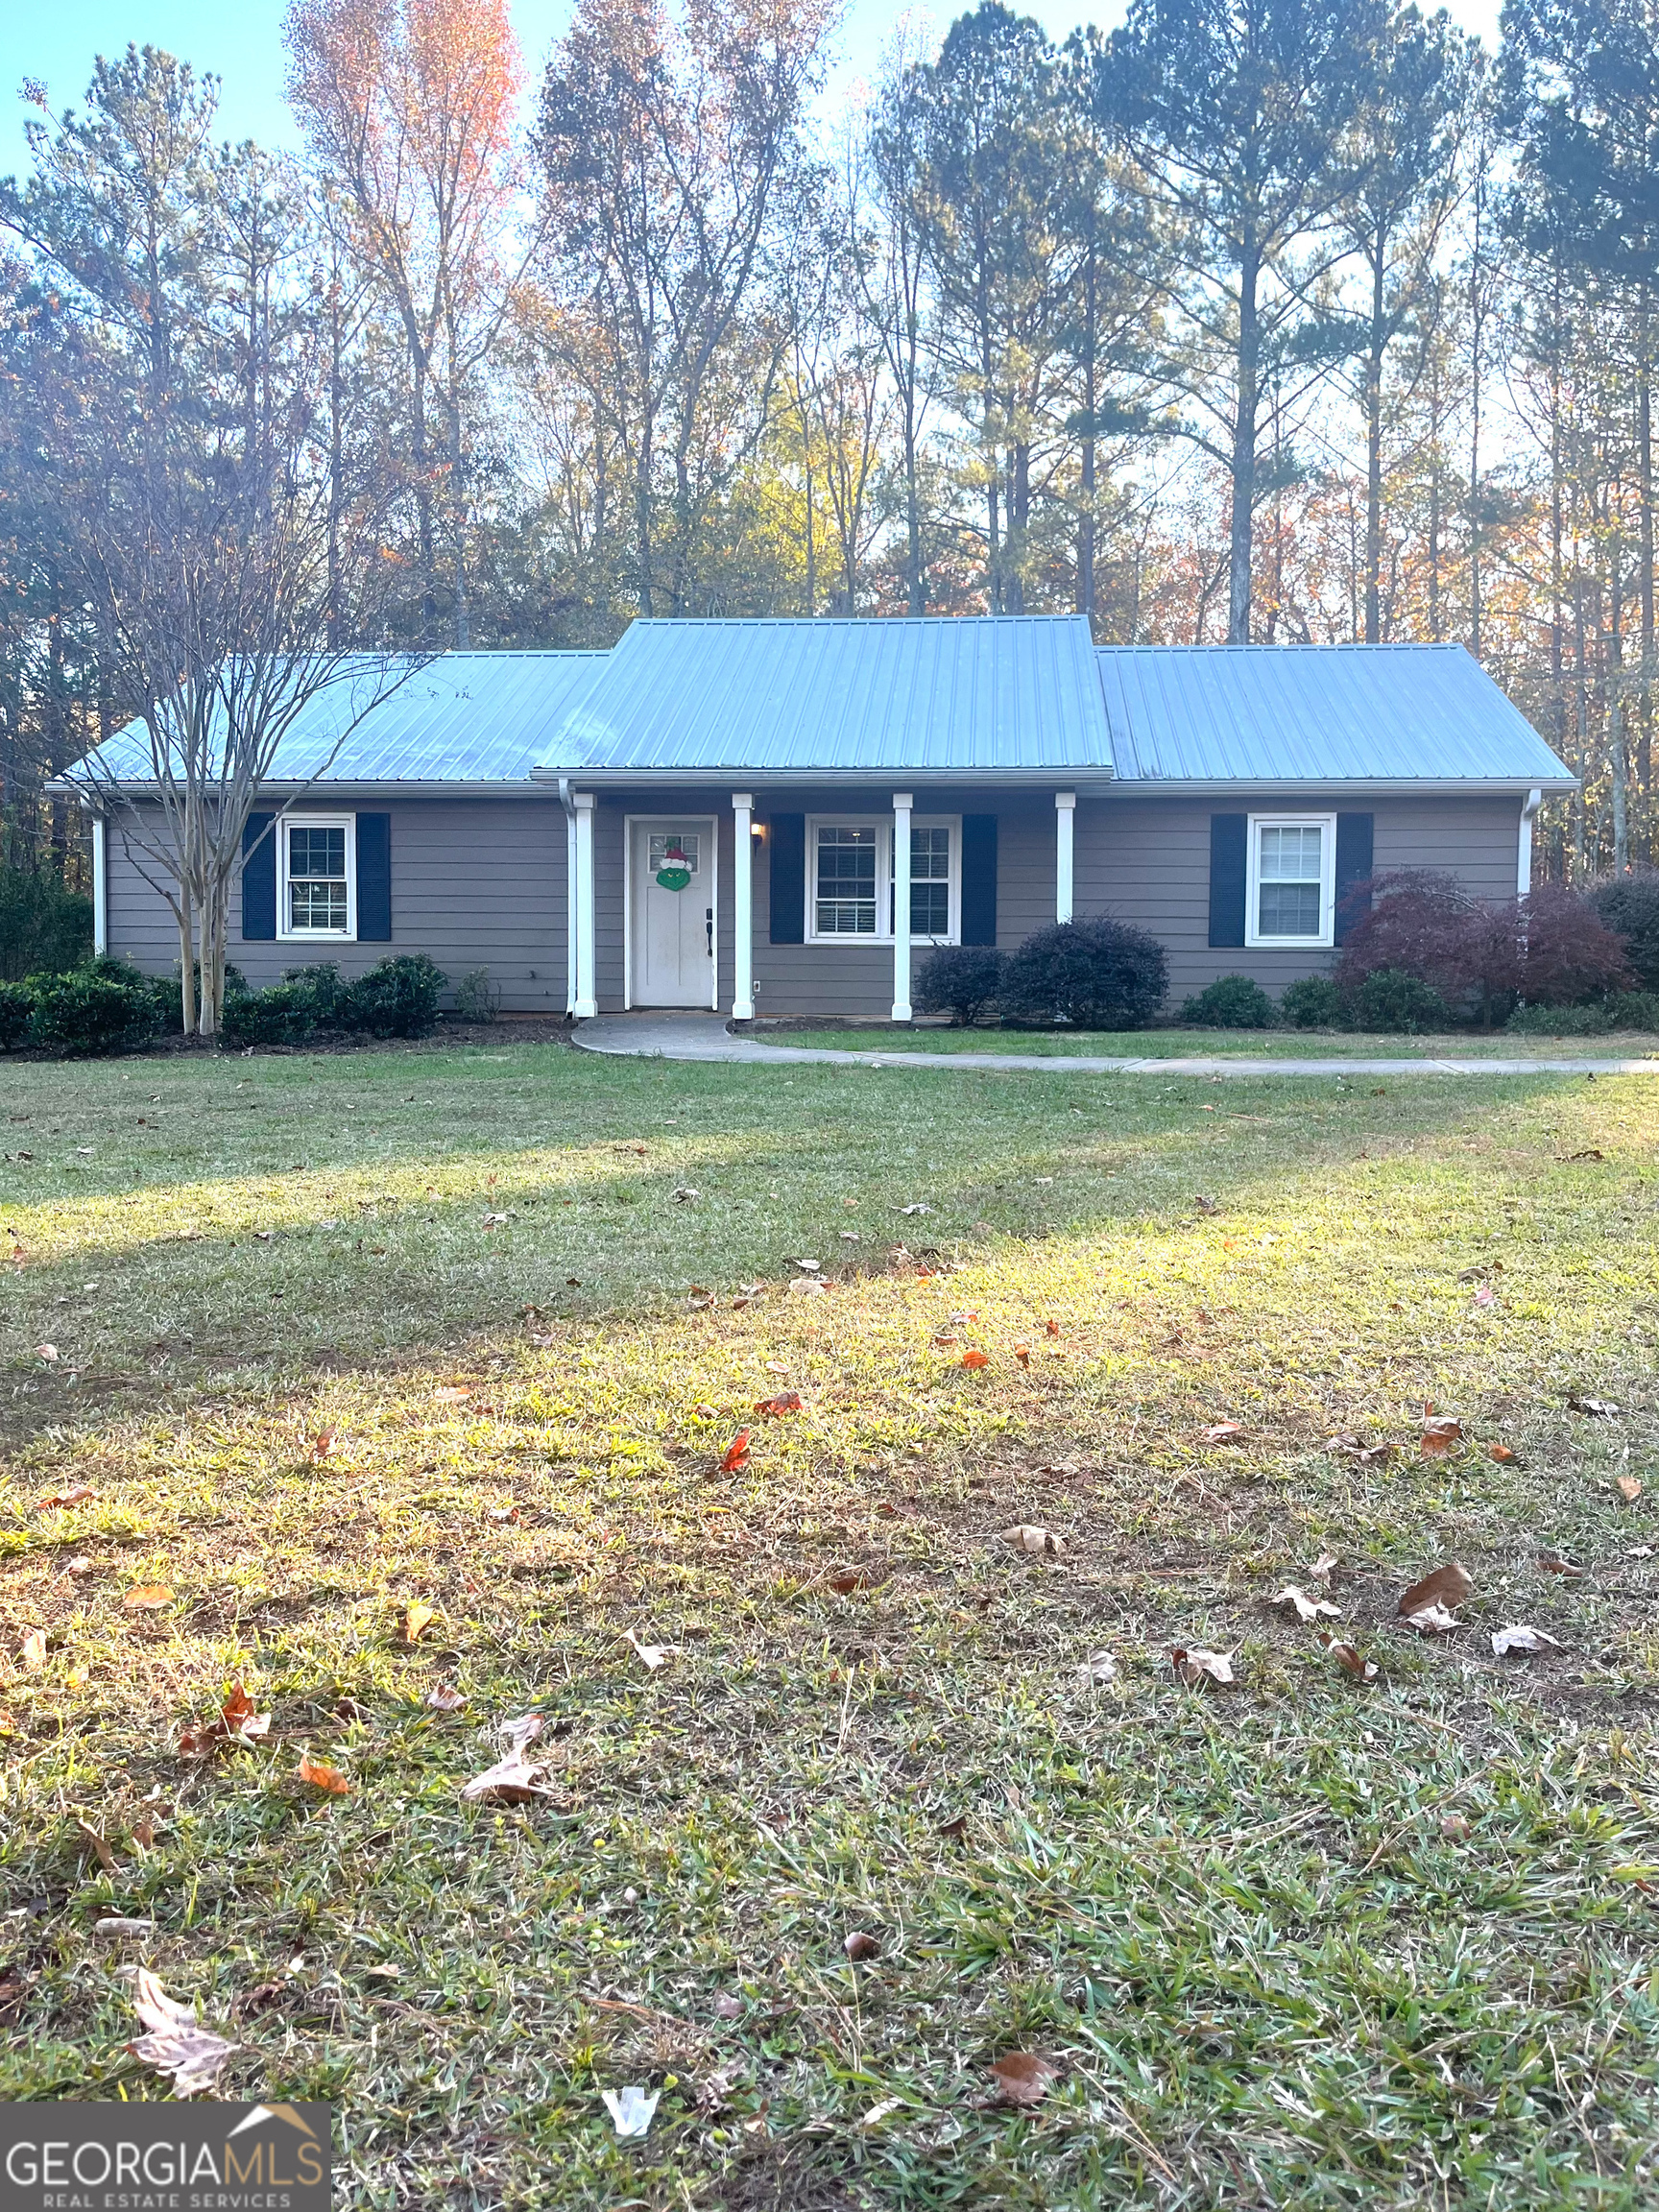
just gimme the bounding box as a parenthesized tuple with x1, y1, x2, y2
(241, 813, 276, 940)
(356, 813, 392, 941)
(1334, 813, 1373, 944)
(769, 812, 805, 943)
(960, 814, 998, 945)
(1208, 814, 1247, 949)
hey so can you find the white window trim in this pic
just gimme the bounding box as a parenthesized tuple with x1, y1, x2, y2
(1245, 811, 1337, 949)
(805, 814, 961, 946)
(277, 812, 357, 942)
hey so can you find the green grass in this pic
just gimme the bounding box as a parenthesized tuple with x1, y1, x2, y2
(3, 1040, 1659, 2208)
(762, 1023, 1659, 1060)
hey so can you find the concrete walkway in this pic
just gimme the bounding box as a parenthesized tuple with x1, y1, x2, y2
(573, 1012, 1659, 1078)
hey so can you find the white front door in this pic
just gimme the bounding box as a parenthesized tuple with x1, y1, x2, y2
(629, 817, 716, 1007)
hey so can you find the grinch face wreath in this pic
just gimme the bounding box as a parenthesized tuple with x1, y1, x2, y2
(655, 842, 693, 892)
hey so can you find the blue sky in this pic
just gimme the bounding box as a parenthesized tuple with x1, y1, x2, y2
(2, 0, 1504, 180)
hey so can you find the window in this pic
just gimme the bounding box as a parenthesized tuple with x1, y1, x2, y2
(647, 830, 701, 880)
(805, 817, 959, 943)
(280, 815, 356, 939)
(1246, 813, 1335, 947)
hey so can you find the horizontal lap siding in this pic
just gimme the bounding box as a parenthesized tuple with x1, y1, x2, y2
(107, 799, 568, 1013)
(1077, 793, 1523, 1002)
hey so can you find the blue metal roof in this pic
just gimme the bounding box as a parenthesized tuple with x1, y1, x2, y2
(542, 615, 1113, 776)
(1098, 643, 1572, 787)
(83, 651, 609, 784)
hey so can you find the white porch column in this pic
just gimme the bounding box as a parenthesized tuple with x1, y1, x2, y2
(892, 791, 913, 1022)
(91, 813, 108, 955)
(1518, 786, 1542, 897)
(572, 791, 597, 1019)
(1055, 790, 1076, 923)
(732, 791, 755, 1020)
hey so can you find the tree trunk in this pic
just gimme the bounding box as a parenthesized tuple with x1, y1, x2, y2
(1639, 297, 1654, 859)
(177, 896, 196, 1037)
(1363, 235, 1385, 645)
(1077, 211, 1097, 627)
(1227, 230, 1261, 644)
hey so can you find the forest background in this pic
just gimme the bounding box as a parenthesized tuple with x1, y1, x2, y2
(3, 0, 1656, 935)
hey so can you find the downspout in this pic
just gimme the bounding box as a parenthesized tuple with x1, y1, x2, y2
(84, 801, 108, 955)
(559, 777, 578, 1018)
(1518, 786, 1542, 899)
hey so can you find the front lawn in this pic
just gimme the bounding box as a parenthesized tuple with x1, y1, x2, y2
(3, 1042, 1657, 2208)
(759, 1023, 1659, 1060)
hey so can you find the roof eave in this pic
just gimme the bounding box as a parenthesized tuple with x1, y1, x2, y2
(1107, 775, 1579, 797)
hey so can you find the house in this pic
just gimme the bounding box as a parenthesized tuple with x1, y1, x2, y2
(80, 614, 1575, 1022)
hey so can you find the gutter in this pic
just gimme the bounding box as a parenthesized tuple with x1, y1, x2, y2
(558, 777, 578, 1018)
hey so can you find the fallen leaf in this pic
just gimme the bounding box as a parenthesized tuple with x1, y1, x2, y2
(36, 1483, 97, 1510)
(1045, 1319, 1061, 1337)
(462, 1744, 559, 1804)
(1003, 1525, 1063, 1556)
(1204, 1421, 1244, 1445)
(1473, 1284, 1496, 1307)
(403, 1601, 437, 1645)
(65, 1555, 94, 1576)
(603, 2086, 660, 2139)
(672, 1187, 699, 1203)
(843, 1930, 881, 1961)
(900, 1202, 933, 1215)
(500, 1713, 545, 1750)
(1192, 1194, 1219, 1214)
(936, 1813, 969, 1841)
(128, 1968, 239, 2098)
(1617, 1475, 1643, 1503)
(35, 1343, 59, 1362)
(711, 1991, 744, 2020)
(1172, 1646, 1236, 1687)
(1399, 1562, 1473, 1620)
(987, 2052, 1059, 2106)
(1402, 1602, 1462, 1635)
(786, 1276, 826, 1296)
(1079, 1648, 1118, 1685)
(1492, 1623, 1564, 1657)
(312, 1428, 337, 1460)
(960, 1349, 990, 1370)
(1310, 1552, 1339, 1580)
(1013, 1343, 1031, 1367)
(1420, 1414, 1463, 1456)
(1327, 1640, 1379, 1684)
(687, 1286, 714, 1309)
(179, 1682, 270, 1755)
(754, 1391, 805, 1416)
(1539, 1553, 1584, 1577)
(1568, 1394, 1622, 1417)
(1489, 1443, 1517, 1464)
(425, 1682, 468, 1711)
(1566, 1146, 1605, 1161)
(75, 1816, 117, 1871)
(297, 1752, 349, 1795)
(720, 1430, 752, 1473)
(1440, 1812, 1472, 1840)
(624, 1628, 675, 1671)
(793, 1258, 821, 1274)
(1272, 1584, 1340, 1624)
(122, 1585, 175, 1612)
(20, 1628, 47, 1671)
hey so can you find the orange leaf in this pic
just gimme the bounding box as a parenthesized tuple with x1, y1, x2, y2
(36, 1483, 97, 1510)
(1617, 1475, 1643, 1502)
(1488, 1443, 1516, 1464)
(1204, 1421, 1243, 1445)
(1045, 1319, 1061, 1337)
(720, 1430, 752, 1472)
(404, 1601, 437, 1645)
(1013, 1344, 1031, 1367)
(312, 1428, 337, 1460)
(754, 1392, 804, 1416)
(298, 1752, 349, 1795)
(988, 2052, 1059, 2105)
(960, 1350, 990, 1370)
(122, 1585, 174, 1612)
(1420, 1414, 1462, 1455)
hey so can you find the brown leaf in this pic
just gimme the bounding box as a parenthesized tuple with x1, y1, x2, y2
(720, 1429, 752, 1473)
(936, 1813, 969, 1842)
(987, 2052, 1059, 2106)
(1013, 1343, 1031, 1367)
(36, 1483, 97, 1510)
(1045, 1319, 1061, 1336)
(711, 1991, 744, 2020)
(1327, 1640, 1379, 1684)
(1491, 1623, 1564, 1657)
(312, 1428, 337, 1460)
(960, 1349, 990, 1370)
(1172, 1646, 1236, 1687)
(1420, 1414, 1463, 1456)
(425, 1682, 468, 1712)
(297, 1752, 350, 1795)
(1204, 1421, 1244, 1445)
(128, 1968, 239, 2098)
(1617, 1475, 1643, 1503)
(1568, 1393, 1622, 1417)
(842, 1930, 880, 1961)
(1272, 1584, 1340, 1624)
(1398, 1562, 1473, 1619)
(461, 1743, 560, 1804)
(1402, 1602, 1462, 1635)
(35, 1343, 60, 1362)
(122, 1585, 175, 1612)
(1003, 1525, 1063, 1557)
(20, 1628, 47, 1671)
(754, 1391, 805, 1416)
(1310, 1552, 1339, 1581)
(1440, 1812, 1472, 1840)
(403, 1601, 437, 1645)
(433, 1385, 473, 1405)
(1539, 1553, 1583, 1577)
(75, 1816, 117, 1871)
(1488, 1443, 1517, 1464)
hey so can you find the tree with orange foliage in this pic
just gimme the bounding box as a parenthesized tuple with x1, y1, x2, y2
(284, 0, 541, 644)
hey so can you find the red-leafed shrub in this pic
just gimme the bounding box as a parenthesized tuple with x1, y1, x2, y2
(1336, 871, 1630, 1026)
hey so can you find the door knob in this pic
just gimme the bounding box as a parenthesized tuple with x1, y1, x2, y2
(705, 906, 714, 955)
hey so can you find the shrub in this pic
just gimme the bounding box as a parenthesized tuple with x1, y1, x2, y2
(280, 962, 348, 1026)
(914, 945, 1005, 1025)
(1517, 882, 1634, 1005)
(25, 961, 160, 1055)
(219, 982, 321, 1048)
(1179, 974, 1275, 1028)
(1606, 989, 1659, 1029)
(339, 953, 445, 1039)
(0, 866, 93, 981)
(1280, 975, 1345, 1028)
(453, 967, 499, 1023)
(1000, 916, 1167, 1030)
(1505, 1001, 1614, 1037)
(0, 979, 32, 1049)
(1346, 968, 1449, 1033)
(1591, 871, 1659, 990)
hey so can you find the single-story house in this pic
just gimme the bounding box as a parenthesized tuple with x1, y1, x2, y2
(75, 614, 1575, 1022)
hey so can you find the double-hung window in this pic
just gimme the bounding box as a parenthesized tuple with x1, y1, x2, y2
(279, 815, 356, 940)
(806, 817, 960, 943)
(1246, 813, 1335, 948)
